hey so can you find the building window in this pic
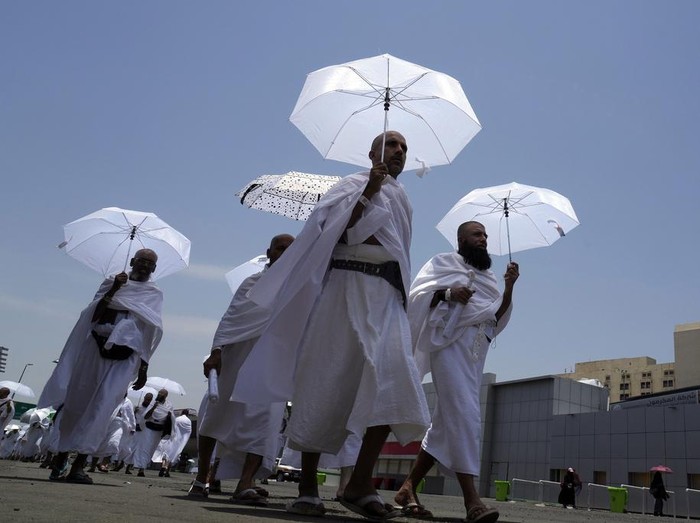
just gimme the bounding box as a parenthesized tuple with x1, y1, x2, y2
(620, 393, 630, 400)
(663, 380, 674, 388)
(641, 392, 651, 396)
(641, 381, 651, 389)
(664, 370, 675, 376)
(619, 383, 629, 391)
(594, 471, 607, 485)
(605, 375, 611, 381)
(642, 372, 651, 378)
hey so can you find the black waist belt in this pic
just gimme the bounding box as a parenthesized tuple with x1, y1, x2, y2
(330, 259, 406, 307)
(91, 331, 134, 360)
(145, 420, 165, 431)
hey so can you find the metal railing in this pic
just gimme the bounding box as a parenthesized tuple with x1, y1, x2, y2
(586, 482, 611, 511)
(509, 478, 678, 516)
(686, 488, 700, 520)
(509, 478, 541, 502)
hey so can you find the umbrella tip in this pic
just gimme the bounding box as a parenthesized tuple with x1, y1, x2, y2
(57, 240, 68, 249)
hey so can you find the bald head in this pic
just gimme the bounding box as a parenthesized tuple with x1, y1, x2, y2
(0, 387, 9, 399)
(368, 131, 408, 177)
(129, 248, 158, 281)
(267, 234, 294, 266)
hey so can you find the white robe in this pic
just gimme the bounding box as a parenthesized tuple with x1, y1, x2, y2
(93, 404, 123, 458)
(19, 423, 45, 458)
(234, 172, 429, 454)
(125, 400, 153, 465)
(38, 277, 163, 455)
(198, 271, 286, 479)
(0, 399, 15, 433)
(156, 414, 191, 464)
(0, 430, 21, 458)
(409, 252, 512, 476)
(281, 432, 362, 470)
(132, 400, 171, 469)
(116, 398, 136, 461)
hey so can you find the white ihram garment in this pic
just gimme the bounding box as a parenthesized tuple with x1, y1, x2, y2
(132, 400, 171, 469)
(38, 278, 162, 455)
(281, 431, 362, 470)
(198, 271, 285, 479)
(93, 403, 124, 459)
(234, 173, 429, 455)
(409, 252, 512, 475)
(0, 399, 15, 432)
(116, 398, 136, 462)
(155, 414, 191, 464)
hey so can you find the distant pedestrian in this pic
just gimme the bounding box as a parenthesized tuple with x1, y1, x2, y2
(558, 467, 581, 508)
(650, 471, 669, 516)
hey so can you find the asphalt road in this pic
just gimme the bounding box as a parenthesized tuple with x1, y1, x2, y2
(0, 460, 661, 522)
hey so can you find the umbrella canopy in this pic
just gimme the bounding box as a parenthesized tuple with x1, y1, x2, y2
(20, 407, 54, 424)
(127, 386, 158, 405)
(0, 380, 36, 399)
(290, 53, 481, 173)
(650, 465, 673, 473)
(236, 171, 341, 221)
(59, 207, 191, 281)
(145, 376, 186, 396)
(436, 182, 580, 260)
(225, 255, 268, 294)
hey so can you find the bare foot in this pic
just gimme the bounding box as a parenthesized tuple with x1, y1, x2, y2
(395, 484, 420, 507)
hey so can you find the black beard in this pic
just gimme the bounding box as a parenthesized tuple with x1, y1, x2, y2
(458, 244, 492, 271)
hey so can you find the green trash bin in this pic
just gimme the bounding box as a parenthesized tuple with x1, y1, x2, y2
(316, 472, 326, 485)
(494, 480, 510, 501)
(607, 487, 628, 513)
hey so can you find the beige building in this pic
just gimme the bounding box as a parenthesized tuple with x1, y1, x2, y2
(558, 356, 676, 402)
(674, 322, 700, 389)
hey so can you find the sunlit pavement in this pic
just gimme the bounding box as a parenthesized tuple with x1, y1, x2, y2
(0, 460, 660, 522)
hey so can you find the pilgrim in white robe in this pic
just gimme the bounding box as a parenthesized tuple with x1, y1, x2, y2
(197, 270, 286, 479)
(409, 252, 512, 476)
(0, 429, 21, 458)
(125, 398, 153, 466)
(0, 398, 15, 432)
(132, 400, 172, 469)
(38, 277, 163, 455)
(116, 397, 136, 462)
(19, 422, 45, 459)
(156, 413, 191, 466)
(234, 172, 430, 454)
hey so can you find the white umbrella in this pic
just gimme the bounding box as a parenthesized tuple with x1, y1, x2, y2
(4, 423, 21, 432)
(0, 380, 35, 399)
(20, 407, 54, 424)
(145, 377, 186, 396)
(436, 182, 580, 261)
(59, 207, 191, 281)
(225, 255, 268, 294)
(236, 171, 341, 221)
(290, 53, 481, 173)
(127, 386, 158, 405)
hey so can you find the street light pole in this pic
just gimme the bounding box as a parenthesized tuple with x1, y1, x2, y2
(17, 363, 34, 384)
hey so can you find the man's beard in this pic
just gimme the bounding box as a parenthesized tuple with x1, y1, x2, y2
(458, 244, 492, 271)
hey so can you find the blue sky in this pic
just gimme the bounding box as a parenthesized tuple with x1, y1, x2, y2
(1, 1, 699, 409)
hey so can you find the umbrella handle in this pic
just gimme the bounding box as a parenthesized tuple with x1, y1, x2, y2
(504, 199, 512, 263)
